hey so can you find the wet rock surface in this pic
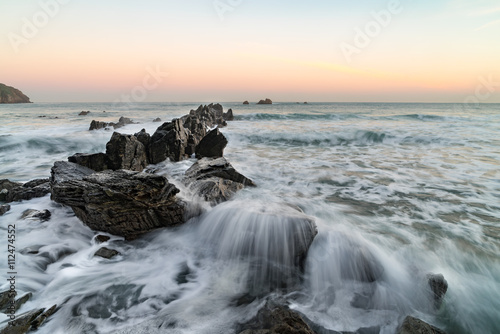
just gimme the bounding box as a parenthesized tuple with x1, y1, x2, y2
(94, 247, 120, 259)
(427, 274, 448, 310)
(195, 128, 228, 159)
(0, 179, 50, 203)
(51, 167, 186, 240)
(237, 302, 315, 334)
(106, 132, 148, 172)
(68, 153, 108, 172)
(184, 157, 255, 204)
(397, 316, 446, 334)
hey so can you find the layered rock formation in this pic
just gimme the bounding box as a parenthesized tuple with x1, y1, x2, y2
(0, 83, 31, 103)
(50, 162, 186, 240)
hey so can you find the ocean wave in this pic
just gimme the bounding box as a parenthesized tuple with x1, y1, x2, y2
(235, 112, 359, 121)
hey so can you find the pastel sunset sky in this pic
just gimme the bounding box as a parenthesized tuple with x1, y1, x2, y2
(1, 0, 499, 102)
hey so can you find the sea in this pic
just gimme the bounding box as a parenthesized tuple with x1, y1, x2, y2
(0, 102, 499, 334)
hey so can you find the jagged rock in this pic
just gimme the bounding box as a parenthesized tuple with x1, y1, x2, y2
(0, 291, 14, 311)
(397, 316, 446, 334)
(89, 120, 114, 130)
(20, 209, 51, 221)
(257, 98, 272, 105)
(0, 180, 22, 201)
(153, 117, 162, 122)
(79, 111, 90, 115)
(0, 304, 57, 334)
(0, 205, 10, 215)
(223, 108, 234, 121)
(427, 274, 448, 309)
(243, 101, 249, 105)
(195, 128, 228, 159)
(50, 168, 186, 240)
(237, 302, 314, 334)
(94, 247, 120, 259)
(106, 132, 148, 172)
(94, 235, 111, 243)
(184, 157, 255, 204)
(50, 161, 95, 185)
(1, 179, 50, 203)
(0, 83, 31, 104)
(10, 293, 32, 313)
(149, 119, 190, 163)
(68, 153, 108, 172)
(30, 304, 57, 330)
(89, 116, 135, 131)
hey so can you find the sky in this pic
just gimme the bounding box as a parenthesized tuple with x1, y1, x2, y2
(0, 0, 499, 103)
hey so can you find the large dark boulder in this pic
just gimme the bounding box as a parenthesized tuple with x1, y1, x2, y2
(195, 128, 228, 159)
(184, 157, 255, 204)
(106, 132, 148, 172)
(50, 165, 186, 240)
(149, 119, 190, 163)
(397, 316, 446, 334)
(237, 302, 315, 334)
(223, 108, 234, 121)
(68, 153, 108, 172)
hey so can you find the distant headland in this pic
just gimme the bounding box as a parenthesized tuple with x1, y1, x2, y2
(0, 83, 31, 103)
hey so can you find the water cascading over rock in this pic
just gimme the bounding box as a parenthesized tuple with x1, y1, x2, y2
(195, 201, 318, 296)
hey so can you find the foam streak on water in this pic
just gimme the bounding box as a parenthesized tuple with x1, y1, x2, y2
(1, 102, 499, 333)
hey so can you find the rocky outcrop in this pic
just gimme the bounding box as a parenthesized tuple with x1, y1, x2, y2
(0, 83, 31, 104)
(149, 118, 190, 163)
(427, 274, 448, 309)
(89, 116, 135, 131)
(106, 132, 148, 172)
(68, 153, 108, 172)
(79, 111, 90, 116)
(237, 302, 314, 334)
(195, 128, 228, 159)
(397, 316, 446, 334)
(0, 179, 50, 203)
(223, 108, 234, 121)
(184, 157, 255, 204)
(257, 98, 272, 105)
(50, 161, 95, 185)
(243, 101, 249, 105)
(153, 117, 162, 122)
(50, 162, 186, 240)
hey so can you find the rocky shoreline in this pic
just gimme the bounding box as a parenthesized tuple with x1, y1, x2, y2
(0, 104, 448, 334)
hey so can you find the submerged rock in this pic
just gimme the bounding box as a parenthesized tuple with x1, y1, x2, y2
(79, 111, 90, 116)
(397, 316, 446, 334)
(198, 201, 317, 295)
(51, 166, 186, 240)
(94, 235, 111, 243)
(237, 301, 315, 334)
(184, 157, 255, 204)
(195, 128, 228, 159)
(94, 247, 120, 259)
(0, 205, 10, 216)
(20, 209, 51, 221)
(427, 273, 448, 310)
